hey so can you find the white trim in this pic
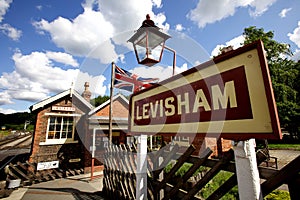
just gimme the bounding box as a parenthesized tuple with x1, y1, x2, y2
(30, 89, 94, 111)
(39, 139, 78, 145)
(45, 116, 76, 143)
(45, 113, 82, 117)
(31, 90, 70, 111)
(72, 91, 94, 109)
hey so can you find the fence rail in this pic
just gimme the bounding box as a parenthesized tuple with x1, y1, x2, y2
(103, 143, 300, 200)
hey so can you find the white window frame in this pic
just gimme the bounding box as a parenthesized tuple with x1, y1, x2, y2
(39, 113, 81, 145)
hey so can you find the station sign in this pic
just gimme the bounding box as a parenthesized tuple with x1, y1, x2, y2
(129, 40, 281, 140)
(52, 106, 75, 112)
(37, 160, 59, 171)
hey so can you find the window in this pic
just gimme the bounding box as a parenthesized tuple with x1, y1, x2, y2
(45, 116, 76, 144)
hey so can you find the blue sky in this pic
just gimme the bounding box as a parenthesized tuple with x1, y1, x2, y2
(0, 0, 299, 114)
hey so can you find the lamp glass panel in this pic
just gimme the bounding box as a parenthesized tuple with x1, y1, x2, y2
(135, 45, 147, 62)
(134, 31, 147, 48)
(148, 44, 163, 60)
(134, 30, 166, 49)
(135, 42, 163, 62)
(147, 31, 166, 49)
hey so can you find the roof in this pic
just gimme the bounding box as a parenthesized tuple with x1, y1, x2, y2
(88, 93, 129, 116)
(30, 88, 94, 112)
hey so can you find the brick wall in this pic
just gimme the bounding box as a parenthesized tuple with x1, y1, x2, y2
(161, 134, 232, 157)
(94, 99, 128, 118)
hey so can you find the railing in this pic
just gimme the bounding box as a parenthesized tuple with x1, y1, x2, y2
(103, 143, 300, 200)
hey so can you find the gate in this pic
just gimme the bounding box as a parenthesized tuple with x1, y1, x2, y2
(103, 143, 300, 199)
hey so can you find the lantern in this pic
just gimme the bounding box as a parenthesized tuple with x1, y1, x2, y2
(128, 14, 171, 67)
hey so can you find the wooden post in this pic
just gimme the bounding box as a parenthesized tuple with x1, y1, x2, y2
(217, 137, 223, 158)
(109, 62, 115, 142)
(233, 139, 262, 200)
(90, 128, 96, 180)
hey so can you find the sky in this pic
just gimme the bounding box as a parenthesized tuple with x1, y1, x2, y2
(0, 0, 299, 114)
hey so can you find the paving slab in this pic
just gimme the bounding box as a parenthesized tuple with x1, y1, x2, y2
(2, 172, 106, 200)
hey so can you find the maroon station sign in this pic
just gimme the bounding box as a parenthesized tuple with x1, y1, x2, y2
(129, 40, 282, 140)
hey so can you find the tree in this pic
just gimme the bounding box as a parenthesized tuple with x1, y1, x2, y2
(243, 26, 292, 62)
(92, 95, 110, 107)
(243, 26, 300, 141)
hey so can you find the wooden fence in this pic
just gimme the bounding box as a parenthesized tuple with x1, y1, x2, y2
(103, 143, 300, 200)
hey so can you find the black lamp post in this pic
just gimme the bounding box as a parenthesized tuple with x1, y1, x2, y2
(128, 14, 176, 75)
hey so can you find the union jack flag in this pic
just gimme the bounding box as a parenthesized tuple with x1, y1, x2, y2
(114, 65, 159, 93)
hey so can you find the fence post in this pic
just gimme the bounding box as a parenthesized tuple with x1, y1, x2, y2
(136, 135, 148, 200)
(233, 139, 263, 200)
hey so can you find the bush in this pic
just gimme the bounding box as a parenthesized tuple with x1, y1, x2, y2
(264, 190, 290, 200)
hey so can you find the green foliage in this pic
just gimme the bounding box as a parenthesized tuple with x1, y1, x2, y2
(91, 95, 110, 107)
(164, 162, 291, 199)
(199, 171, 238, 199)
(164, 162, 208, 177)
(264, 190, 290, 200)
(243, 26, 291, 62)
(0, 112, 35, 131)
(268, 143, 300, 150)
(243, 26, 300, 140)
(0, 130, 10, 138)
(175, 162, 192, 177)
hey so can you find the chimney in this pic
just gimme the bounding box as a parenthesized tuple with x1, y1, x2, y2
(82, 82, 92, 102)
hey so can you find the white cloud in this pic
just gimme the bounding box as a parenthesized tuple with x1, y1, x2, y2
(248, 0, 277, 17)
(0, 50, 106, 104)
(175, 24, 184, 32)
(0, 23, 22, 41)
(33, 9, 116, 63)
(291, 49, 300, 61)
(73, 71, 106, 97)
(46, 51, 79, 67)
(131, 63, 188, 82)
(0, 0, 12, 22)
(211, 35, 245, 57)
(279, 8, 292, 18)
(36, 5, 42, 11)
(33, 0, 168, 64)
(151, 0, 162, 8)
(0, 0, 22, 41)
(0, 90, 13, 105)
(187, 0, 277, 28)
(1, 0, 171, 107)
(288, 21, 300, 49)
(0, 107, 24, 114)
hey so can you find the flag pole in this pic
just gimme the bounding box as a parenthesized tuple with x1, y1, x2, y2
(109, 62, 115, 143)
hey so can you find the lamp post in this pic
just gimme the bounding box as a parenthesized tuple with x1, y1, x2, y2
(127, 14, 177, 200)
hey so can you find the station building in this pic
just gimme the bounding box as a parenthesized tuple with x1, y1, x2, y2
(29, 82, 132, 173)
(29, 83, 93, 172)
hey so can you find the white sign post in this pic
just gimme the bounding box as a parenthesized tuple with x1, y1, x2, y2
(136, 135, 148, 200)
(233, 139, 263, 199)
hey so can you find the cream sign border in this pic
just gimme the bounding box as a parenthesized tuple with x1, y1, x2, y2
(129, 41, 281, 140)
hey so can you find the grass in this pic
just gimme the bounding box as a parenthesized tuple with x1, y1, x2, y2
(268, 143, 300, 151)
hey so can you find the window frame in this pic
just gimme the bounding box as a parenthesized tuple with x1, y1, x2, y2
(39, 113, 81, 145)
